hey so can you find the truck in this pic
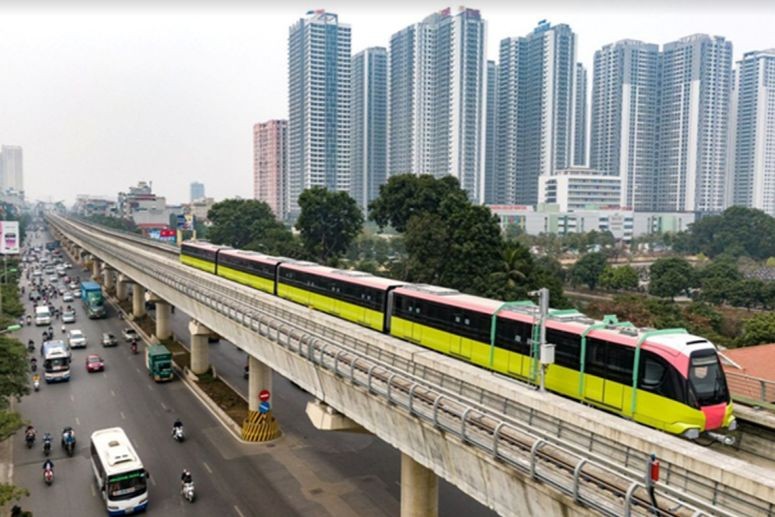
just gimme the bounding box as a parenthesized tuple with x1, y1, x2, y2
(146, 344, 173, 382)
(80, 281, 106, 319)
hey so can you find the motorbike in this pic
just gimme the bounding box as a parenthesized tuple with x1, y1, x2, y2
(43, 435, 52, 456)
(181, 481, 195, 503)
(62, 429, 76, 457)
(172, 426, 185, 443)
(43, 466, 54, 486)
(26, 315, 31, 326)
(130, 341, 138, 355)
(25, 431, 35, 449)
(28, 340, 35, 353)
(33, 378, 40, 392)
(30, 360, 37, 373)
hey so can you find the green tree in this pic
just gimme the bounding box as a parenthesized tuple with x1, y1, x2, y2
(570, 252, 607, 290)
(599, 265, 639, 291)
(738, 312, 775, 347)
(368, 174, 467, 232)
(680, 206, 775, 259)
(490, 242, 532, 299)
(86, 214, 139, 234)
(296, 188, 363, 264)
(207, 199, 299, 256)
(648, 257, 694, 299)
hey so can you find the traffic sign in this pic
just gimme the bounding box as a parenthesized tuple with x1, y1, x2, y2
(259, 401, 271, 414)
(259, 389, 271, 402)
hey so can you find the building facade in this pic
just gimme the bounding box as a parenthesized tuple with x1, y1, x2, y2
(495, 21, 576, 205)
(538, 167, 622, 212)
(484, 60, 498, 204)
(590, 40, 660, 210)
(572, 63, 588, 166)
(388, 7, 487, 203)
(253, 120, 288, 219)
(351, 47, 388, 212)
(287, 10, 351, 219)
(0, 145, 23, 194)
(732, 49, 775, 216)
(656, 35, 733, 213)
(189, 182, 205, 203)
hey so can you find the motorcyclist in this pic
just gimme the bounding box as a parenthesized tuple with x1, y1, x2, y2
(42, 458, 54, 472)
(30, 357, 37, 372)
(172, 419, 183, 436)
(25, 425, 36, 441)
(26, 315, 31, 325)
(43, 432, 52, 454)
(61, 325, 66, 334)
(28, 339, 34, 351)
(180, 469, 193, 487)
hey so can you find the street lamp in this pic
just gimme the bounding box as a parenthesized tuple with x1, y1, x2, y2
(0, 324, 22, 334)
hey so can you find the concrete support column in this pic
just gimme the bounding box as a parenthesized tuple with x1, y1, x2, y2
(248, 356, 272, 412)
(401, 454, 438, 517)
(132, 283, 146, 318)
(116, 276, 128, 301)
(103, 269, 114, 290)
(92, 259, 102, 280)
(188, 320, 211, 375)
(155, 301, 171, 341)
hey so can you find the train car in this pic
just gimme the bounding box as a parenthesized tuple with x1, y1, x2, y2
(180, 241, 228, 274)
(388, 284, 735, 438)
(277, 262, 405, 332)
(217, 249, 283, 295)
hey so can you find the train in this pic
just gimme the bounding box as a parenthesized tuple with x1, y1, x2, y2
(180, 241, 736, 440)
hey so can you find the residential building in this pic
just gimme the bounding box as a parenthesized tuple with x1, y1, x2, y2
(186, 197, 216, 223)
(538, 167, 622, 212)
(484, 60, 498, 203)
(117, 181, 171, 226)
(73, 195, 117, 217)
(0, 145, 23, 193)
(495, 21, 576, 205)
(351, 47, 388, 212)
(190, 182, 205, 203)
(656, 35, 733, 213)
(388, 7, 487, 203)
(732, 49, 775, 216)
(590, 40, 660, 210)
(488, 204, 694, 241)
(287, 10, 351, 219)
(572, 63, 588, 166)
(253, 120, 288, 219)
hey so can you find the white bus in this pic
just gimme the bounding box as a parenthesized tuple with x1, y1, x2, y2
(90, 428, 149, 516)
(42, 340, 71, 383)
(35, 305, 51, 326)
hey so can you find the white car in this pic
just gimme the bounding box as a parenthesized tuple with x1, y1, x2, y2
(68, 329, 87, 349)
(68, 281, 79, 290)
(62, 310, 76, 324)
(62, 292, 74, 302)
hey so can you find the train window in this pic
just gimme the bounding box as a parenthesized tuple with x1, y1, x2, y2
(548, 329, 581, 370)
(607, 345, 635, 384)
(496, 319, 533, 355)
(638, 352, 684, 403)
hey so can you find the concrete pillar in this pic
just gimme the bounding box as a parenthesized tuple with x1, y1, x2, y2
(103, 269, 114, 290)
(116, 277, 128, 301)
(188, 320, 211, 375)
(92, 259, 102, 280)
(155, 301, 171, 340)
(248, 356, 272, 412)
(401, 454, 438, 517)
(132, 283, 146, 318)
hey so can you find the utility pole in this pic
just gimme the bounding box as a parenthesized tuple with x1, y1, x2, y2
(529, 288, 555, 392)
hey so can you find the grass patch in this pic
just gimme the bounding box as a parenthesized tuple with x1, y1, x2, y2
(196, 370, 248, 426)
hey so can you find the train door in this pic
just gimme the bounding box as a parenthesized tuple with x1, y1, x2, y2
(449, 312, 466, 358)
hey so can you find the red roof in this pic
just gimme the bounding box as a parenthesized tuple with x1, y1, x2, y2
(721, 344, 775, 382)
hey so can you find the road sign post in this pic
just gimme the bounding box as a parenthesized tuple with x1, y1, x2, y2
(259, 389, 271, 402)
(259, 401, 271, 414)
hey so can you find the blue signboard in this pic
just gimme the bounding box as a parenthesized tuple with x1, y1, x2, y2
(259, 401, 271, 414)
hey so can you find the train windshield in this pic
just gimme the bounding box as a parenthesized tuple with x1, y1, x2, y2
(688, 350, 729, 406)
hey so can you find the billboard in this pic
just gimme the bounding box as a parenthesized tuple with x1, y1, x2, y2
(0, 221, 19, 254)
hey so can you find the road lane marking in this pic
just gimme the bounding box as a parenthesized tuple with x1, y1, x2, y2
(91, 483, 96, 497)
(120, 412, 126, 420)
(110, 390, 116, 397)
(135, 367, 141, 374)
(146, 384, 152, 390)
(234, 506, 245, 517)
(203, 462, 212, 474)
(75, 417, 80, 426)
(149, 476, 157, 487)
(160, 402, 167, 410)
(70, 394, 75, 402)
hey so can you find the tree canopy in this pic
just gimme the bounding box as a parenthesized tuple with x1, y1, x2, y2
(599, 265, 639, 291)
(207, 199, 300, 256)
(569, 252, 607, 290)
(296, 187, 363, 264)
(648, 257, 695, 299)
(675, 206, 775, 259)
(738, 312, 775, 347)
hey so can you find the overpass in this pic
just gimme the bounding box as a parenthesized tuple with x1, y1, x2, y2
(48, 215, 775, 517)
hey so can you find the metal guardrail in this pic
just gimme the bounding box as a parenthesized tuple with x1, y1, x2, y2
(726, 371, 775, 408)
(50, 215, 775, 517)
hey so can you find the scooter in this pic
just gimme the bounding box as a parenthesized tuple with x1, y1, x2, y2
(130, 341, 138, 355)
(181, 481, 195, 503)
(43, 466, 54, 486)
(43, 436, 52, 456)
(172, 426, 185, 443)
(33, 378, 40, 392)
(25, 432, 35, 449)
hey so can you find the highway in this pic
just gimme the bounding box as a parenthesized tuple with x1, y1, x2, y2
(11, 233, 495, 516)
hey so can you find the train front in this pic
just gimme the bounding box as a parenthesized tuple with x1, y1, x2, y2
(685, 347, 736, 444)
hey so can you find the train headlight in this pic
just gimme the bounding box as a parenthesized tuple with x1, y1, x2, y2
(728, 418, 737, 431)
(682, 428, 700, 440)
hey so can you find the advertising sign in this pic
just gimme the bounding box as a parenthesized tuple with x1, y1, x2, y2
(0, 221, 19, 254)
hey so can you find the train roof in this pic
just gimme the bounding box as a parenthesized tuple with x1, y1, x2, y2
(182, 240, 228, 251)
(218, 249, 284, 265)
(280, 261, 405, 290)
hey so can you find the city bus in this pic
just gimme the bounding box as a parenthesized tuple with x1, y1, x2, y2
(42, 340, 71, 383)
(90, 427, 149, 515)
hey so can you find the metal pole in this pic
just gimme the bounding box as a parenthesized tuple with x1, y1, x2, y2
(538, 288, 549, 393)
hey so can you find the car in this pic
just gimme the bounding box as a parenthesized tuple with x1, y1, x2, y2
(122, 328, 138, 342)
(48, 275, 58, 283)
(62, 310, 76, 324)
(62, 292, 74, 302)
(85, 354, 104, 373)
(32, 270, 42, 278)
(29, 290, 40, 301)
(101, 333, 118, 347)
(68, 329, 87, 349)
(68, 281, 78, 290)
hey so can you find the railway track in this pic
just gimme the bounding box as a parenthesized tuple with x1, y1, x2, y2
(50, 215, 775, 516)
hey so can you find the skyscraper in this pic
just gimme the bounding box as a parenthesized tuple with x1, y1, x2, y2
(590, 40, 659, 210)
(495, 21, 576, 205)
(0, 145, 23, 193)
(287, 10, 351, 219)
(388, 7, 487, 203)
(732, 49, 775, 216)
(656, 35, 733, 213)
(189, 182, 205, 203)
(572, 63, 588, 166)
(253, 120, 288, 219)
(484, 60, 498, 204)
(351, 47, 388, 212)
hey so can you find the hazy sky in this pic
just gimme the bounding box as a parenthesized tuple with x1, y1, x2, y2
(1, 0, 774, 205)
